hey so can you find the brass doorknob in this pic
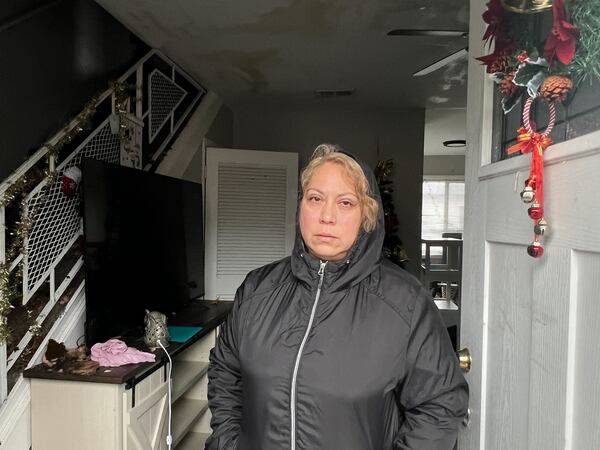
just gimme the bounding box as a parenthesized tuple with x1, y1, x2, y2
(462, 408, 472, 427)
(457, 348, 472, 372)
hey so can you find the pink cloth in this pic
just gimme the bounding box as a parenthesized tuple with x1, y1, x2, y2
(91, 339, 155, 367)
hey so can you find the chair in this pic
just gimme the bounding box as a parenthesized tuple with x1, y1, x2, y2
(420, 239, 462, 295)
(420, 238, 463, 349)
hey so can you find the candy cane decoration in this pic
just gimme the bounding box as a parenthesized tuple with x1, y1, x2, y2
(522, 96, 556, 137)
(507, 96, 556, 258)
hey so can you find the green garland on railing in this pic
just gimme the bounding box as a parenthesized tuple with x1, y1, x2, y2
(110, 80, 134, 143)
(0, 81, 133, 344)
(0, 266, 15, 342)
(0, 192, 38, 343)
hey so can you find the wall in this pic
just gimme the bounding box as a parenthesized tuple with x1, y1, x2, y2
(182, 104, 234, 184)
(423, 108, 467, 157)
(423, 108, 466, 176)
(232, 105, 425, 275)
(0, 0, 148, 182)
(423, 155, 465, 177)
(206, 105, 234, 149)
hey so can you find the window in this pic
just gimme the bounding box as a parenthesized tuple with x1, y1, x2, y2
(421, 178, 465, 248)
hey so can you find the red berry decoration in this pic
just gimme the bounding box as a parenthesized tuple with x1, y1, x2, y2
(527, 242, 544, 258)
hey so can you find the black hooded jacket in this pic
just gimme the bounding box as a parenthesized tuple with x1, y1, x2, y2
(206, 158, 469, 450)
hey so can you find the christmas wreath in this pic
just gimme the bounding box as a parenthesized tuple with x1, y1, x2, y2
(478, 0, 600, 113)
(477, 0, 600, 257)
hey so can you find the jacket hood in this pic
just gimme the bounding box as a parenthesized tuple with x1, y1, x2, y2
(291, 154, 385, 291)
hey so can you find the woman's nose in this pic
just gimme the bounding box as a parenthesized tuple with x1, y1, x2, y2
(319, 201, 336, 224)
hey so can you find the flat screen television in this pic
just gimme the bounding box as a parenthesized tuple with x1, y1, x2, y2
(82, 158, 204, 347)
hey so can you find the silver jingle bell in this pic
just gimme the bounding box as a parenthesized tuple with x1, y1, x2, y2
(520, 186, 535, 203)
(534, 219, 548, 236)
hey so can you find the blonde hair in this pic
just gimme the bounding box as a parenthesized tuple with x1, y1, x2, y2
(300, 144, 379, 233)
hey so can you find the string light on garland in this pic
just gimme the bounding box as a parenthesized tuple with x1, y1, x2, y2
(477, 0, 599, 257)
(0, 80, 134, 343)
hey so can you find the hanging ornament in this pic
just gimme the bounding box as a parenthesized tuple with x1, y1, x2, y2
(507, 96, 556, 257)
(61, 166, 82, 198)
(520, 185, 535, 203)
(527, 240, 544, 258)
(528, 203, 543, 220)
(534, 218, 548, 236)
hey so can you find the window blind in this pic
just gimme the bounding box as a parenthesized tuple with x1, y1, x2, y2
(216, 163, 288, 277)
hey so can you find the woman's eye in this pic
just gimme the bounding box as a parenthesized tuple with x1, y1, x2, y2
(308, 196, 321, 203)
(340, 200, 355, 207)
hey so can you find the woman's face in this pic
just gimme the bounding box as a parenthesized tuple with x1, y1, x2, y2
(299, 162, 362, 262)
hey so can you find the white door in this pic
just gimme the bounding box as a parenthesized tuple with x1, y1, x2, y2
(460, 2, 600, 450)
(204, 148, 298, 301)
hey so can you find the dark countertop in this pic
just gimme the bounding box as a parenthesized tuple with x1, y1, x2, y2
(23, 300, 232, 387)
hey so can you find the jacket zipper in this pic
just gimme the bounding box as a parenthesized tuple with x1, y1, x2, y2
(290, 260, 326, 450)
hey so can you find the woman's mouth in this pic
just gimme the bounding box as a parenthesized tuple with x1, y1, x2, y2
(316, 233, 336, 240)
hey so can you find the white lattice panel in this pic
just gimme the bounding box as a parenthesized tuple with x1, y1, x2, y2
(23, 120, 120, 301)
(148, 69, 187, 142)
(66, 119, 121, 168)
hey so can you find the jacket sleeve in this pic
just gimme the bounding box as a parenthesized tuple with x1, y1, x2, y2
(394, 287, 469, 450)
(205, 286, 245, 450)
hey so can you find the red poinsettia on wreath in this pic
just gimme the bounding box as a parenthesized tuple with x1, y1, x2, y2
(544, 0, 580, 65)
(481, 0, 506, 46)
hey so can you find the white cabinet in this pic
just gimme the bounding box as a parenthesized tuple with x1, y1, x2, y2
(169, 331, 215, 449)
(29, 330, 217, 450)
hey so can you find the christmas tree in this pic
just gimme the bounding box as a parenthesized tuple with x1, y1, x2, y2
(375, 160, 409, 267)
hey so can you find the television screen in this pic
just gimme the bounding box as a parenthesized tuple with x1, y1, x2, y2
(82, 158, 204, 347)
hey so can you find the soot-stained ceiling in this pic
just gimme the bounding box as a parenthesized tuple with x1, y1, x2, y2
(95, 0, 469, 110)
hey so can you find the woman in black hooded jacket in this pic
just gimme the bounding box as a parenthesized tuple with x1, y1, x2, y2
(206, 144, 469, 450)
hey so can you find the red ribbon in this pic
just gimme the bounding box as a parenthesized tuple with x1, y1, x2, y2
(508, 127, 553, 221)
(507, 127, 552, 156)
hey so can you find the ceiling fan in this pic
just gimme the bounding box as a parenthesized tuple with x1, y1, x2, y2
(387, 29, 469, 77)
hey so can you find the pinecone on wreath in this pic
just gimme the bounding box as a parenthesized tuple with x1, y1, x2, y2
(499, 71, 519, 97)
(489, 55, 512, 74)
(539, 75, 573, 103)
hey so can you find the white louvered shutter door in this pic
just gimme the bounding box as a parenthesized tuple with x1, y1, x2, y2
(205, 148, 298, 301)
